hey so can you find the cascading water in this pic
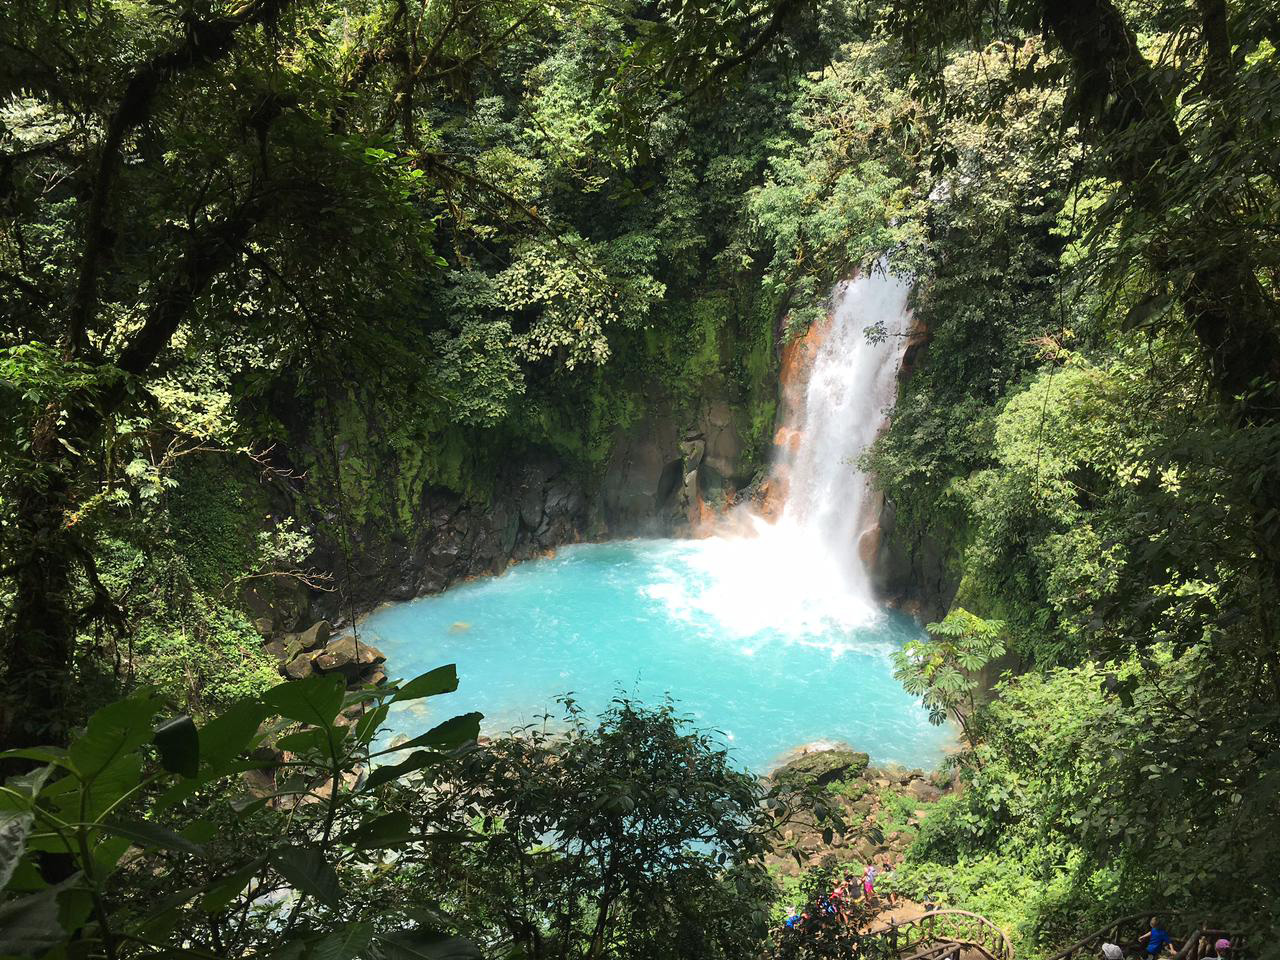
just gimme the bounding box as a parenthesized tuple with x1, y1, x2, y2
(771, 268, 914, 606)
(648, 266, 914, 645)
(365, 264, 947, 769)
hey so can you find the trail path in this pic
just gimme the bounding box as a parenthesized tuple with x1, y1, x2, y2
(867, 899, 930, 929)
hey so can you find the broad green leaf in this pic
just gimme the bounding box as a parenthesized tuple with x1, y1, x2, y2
(380, 714, 481, 756)
(264, 675, 346, 729)
(0, 809, 34, 891)
(0, 748, 68, 771)
(391, 666, 458, 704)
(200, 860, 263, 914)
(92, 834, 132, 876)
(199, 700, 270, 770)
(308, 921, 374, 960)
(275, 727, 333, 756)
(352, 704, 390, 746)
(58, 752, 144, 824)
(153, 715, 199, 779)
(0, 877, 81, 956)
(273, 846, 340, 908)
(375, 929, 481, 960)
(181, 819, 218, 845)
(0, 763, 54, 813)
(68, 691, 161, 784)
(336, 812, 414, 849)
(100, 818, 205, 856)
(363, 750, 448, 791)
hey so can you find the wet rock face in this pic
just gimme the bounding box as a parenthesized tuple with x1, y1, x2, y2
(599, 394, 757, 537)
(268, 361, 765, 631)
(305, 454, 592, 623)
(864, 309, 960, 622)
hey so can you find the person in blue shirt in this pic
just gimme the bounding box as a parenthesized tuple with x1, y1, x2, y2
(1139, 917, 1174, 957)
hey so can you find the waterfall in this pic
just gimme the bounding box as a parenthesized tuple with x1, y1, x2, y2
(650, 266, 914, 648)
(772, 268, 914, 606)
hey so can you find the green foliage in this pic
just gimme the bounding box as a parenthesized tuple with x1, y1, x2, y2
(399, 698, 792, 960)
(0, 666, 474, 960)
(130, 602, 281, 713)
(770, 863, 884, 960)
(894, 607, 1006, 753)
(877, 789, 918, 837)
(0, 677, 806, 960)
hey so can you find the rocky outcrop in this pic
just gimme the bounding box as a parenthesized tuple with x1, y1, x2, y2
(298, 454, 590, 623)
(869, 497, 959, 624)
(312, 634, 385, 681)
(772, 747, 871, 789)
(765, 743, 955, 877)
(266, 621, 387, 688)
(865, 308, 961, 622)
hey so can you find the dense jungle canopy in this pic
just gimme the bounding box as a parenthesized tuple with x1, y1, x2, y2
(1, 0, 1278, 958)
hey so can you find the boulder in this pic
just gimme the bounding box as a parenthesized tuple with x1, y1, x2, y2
(263, 639, 290, 666)
(313, 634, 386, 681)
(289, 620, 332, 652)
(905, 778, 943, 803)
(253, 617, 274, 638)
(772, 748, 871, 789)
(284, 652, 316, 681)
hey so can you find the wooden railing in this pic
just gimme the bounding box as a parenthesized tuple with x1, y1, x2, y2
(1047, 913, 1173, 960)
(1172, 929, 1244, 960)
(865, 909, 1015, 960)
(1047, 914, 1245, 960)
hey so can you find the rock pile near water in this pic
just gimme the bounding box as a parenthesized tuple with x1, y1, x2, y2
(765, 744, 952, 876)
(263, 619, 387, 687)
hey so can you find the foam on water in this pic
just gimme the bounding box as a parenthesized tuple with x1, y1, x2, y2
(364, 539, 949, 770)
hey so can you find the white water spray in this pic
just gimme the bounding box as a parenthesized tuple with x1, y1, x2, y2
(647, 267, 914, 648)
(774, 268, 914, 606)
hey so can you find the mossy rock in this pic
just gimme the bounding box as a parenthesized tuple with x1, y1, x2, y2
(772, 749, 870, 789)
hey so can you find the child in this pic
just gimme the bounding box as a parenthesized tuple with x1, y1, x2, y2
(1139, 917, 1173, 957)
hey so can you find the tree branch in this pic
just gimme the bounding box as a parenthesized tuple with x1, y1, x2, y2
(67, 0, 291, 359)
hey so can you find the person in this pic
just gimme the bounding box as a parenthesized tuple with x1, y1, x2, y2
(1210, 939, 1231, 959)
(828, 882, 844, 915)
(881, 859, 898, 907)
(1139, 917, 1173, 957)
(1102, 943, 1123, 960)
(784, 907, 805, 930)
(862, 864, 878, 904)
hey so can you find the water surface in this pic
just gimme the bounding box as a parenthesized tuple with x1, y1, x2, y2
(364, 539, 949, 771)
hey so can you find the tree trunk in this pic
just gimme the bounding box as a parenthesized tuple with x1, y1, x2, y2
(2, 461, 77, 751)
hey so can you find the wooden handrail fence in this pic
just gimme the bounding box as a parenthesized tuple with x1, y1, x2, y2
(1047, 913, 1174, 960)
(773, 906, 1242, 960)
(1046, 913, 1245, 960)
(865, 909, 1015, 960)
